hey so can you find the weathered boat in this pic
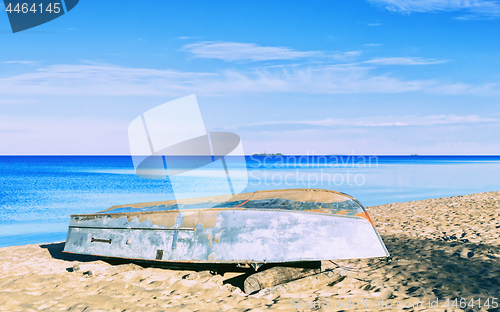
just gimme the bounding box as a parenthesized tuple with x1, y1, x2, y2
(63, 189, 389, 265)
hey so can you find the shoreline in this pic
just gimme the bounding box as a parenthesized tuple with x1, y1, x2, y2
(1, 191, 499, 311)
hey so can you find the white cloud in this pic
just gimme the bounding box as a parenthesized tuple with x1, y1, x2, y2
(0, 98, 36, 105)
(2, 113, 496, 155)
(0, 62, 497, 97)
(317, 114, 497, 126)
(0, 63, 432, 96)
(0, 115, 128, 155)
(331, 51, 363, 62)
(183, 41, 364, 63)
(243, 114, 497, 130)
(431, 81, 500, 96)
(3, 61, 38, 65)
(182, 41, 321, 61)
(367, 22, 383, 26)
(363, 57, 447, 65)
(0, 64, 217, 96)
(242, 123, 500, 155)
(368, 0, 500, 18)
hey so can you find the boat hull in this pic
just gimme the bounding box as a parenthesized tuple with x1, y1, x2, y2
(64, 208, 389, 263)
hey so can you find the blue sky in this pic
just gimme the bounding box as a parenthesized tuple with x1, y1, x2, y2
(0, 0, 499, 155)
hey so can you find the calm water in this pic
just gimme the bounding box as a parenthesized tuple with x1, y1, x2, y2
(1, 155, 499, 247)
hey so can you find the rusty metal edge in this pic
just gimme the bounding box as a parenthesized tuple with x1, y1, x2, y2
(100, 188, 358, 211)
(352, 199, 390, 257)
(68, 226, 196, 231)
(70, 208, 369, 220)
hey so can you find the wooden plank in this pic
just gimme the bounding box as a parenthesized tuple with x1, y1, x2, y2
(243, 266, 321, 294)
(254, 270, 343, 296)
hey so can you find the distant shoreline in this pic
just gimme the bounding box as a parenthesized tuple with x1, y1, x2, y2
(2, 154, 500, 157)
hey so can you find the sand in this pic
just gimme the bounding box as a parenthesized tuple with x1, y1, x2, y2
(1, 191, 499, 311)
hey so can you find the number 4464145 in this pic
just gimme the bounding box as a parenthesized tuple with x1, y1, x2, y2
(5, 3, 62, 14)
(442, 298, 498, 309)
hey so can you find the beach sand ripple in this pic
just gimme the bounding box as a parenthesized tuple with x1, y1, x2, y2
(1, 191, 499, 311)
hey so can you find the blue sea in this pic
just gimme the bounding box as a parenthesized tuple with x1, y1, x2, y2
(1, 155, 499, 248)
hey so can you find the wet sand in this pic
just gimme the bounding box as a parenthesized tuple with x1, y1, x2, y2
(1, 191, 499, 311)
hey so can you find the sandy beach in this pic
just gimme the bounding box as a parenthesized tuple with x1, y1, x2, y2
(1, 191, 499, 311)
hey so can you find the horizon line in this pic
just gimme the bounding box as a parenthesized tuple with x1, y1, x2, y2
(1, 154, 500, 157)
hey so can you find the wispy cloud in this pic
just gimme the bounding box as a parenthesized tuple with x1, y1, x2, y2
(3, 61, 38, 65)
(0, 62, 497, 97)
(358, 21, 383, 26)
(240, 114, 497, 131)
(313, 114, 497, 127)
(368, 0, 500, 18)
(183, 41, 364, 63)
(0, 115, 127, 154)
(363, 57, 447, 65)
(331, 51, 363, 62)
(182, 41, 322, 61)
(0, 63, 429, 96)
(0, 98, 37, 105)
(0, 64, 217, 96)
(183, 41, 443, 68)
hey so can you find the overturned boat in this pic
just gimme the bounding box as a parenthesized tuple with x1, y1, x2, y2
(63, 189, 389, 265)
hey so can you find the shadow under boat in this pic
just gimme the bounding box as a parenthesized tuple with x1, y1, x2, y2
(41, 241, 321, 277)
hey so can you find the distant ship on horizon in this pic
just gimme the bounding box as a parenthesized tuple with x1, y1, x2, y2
(252, 152, 284, 156)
